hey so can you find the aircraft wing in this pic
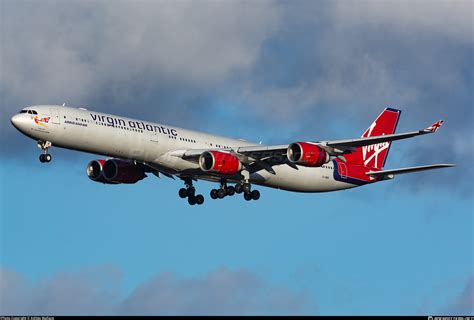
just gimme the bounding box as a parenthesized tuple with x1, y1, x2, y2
(181, 145, 289, 160)
(319, 120, 444, 154)
(233, 120, 445, 160)
(177, 120, 445, 174)
(366, 164, 455, 179)
(180, 145, 291, 174)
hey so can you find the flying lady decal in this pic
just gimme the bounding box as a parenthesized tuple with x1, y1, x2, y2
(33, 116, 51, 128)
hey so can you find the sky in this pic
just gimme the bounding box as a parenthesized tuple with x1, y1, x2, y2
(0, 0, 473, 315)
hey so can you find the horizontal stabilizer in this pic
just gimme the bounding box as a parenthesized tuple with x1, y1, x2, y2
(366, 164, 455, 179)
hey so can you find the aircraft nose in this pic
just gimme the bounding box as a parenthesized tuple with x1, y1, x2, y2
(10, 114, 25, 129)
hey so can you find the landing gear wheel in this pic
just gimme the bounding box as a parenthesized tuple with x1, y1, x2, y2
(39, 154, 52, 163)
(180, 177, 200, 204)
(186, 187, 195, 198)
(251, 190, 260, 200)
(244, 192, 252, 201)
(179, 188, 188, 198)
(39, 154, 51, 163)
(243, 183, 251, 194)
(226, 186, 235, 196)
(37, 141, 52, 163)
(235, 183, 243, 194)
(217, 188, 226, 199)
(188, 196, 197, 205)
(195, 194, 204, 205)
(210, 189, 218, 199)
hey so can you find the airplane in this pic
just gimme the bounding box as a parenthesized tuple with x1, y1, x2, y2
(10, 105, 454, 205)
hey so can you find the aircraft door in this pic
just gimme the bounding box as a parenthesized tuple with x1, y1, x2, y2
(338, 161, 347, 179)
(50, 108, 60, 124)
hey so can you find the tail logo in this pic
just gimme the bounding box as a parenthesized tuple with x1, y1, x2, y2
(362, 141, 389, 168)
(361, 121, 390, 168)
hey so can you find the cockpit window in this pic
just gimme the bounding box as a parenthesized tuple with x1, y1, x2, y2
(31, 110, 38, 114)
(24, 110, 38, 114)
(20, 110, 28, 114)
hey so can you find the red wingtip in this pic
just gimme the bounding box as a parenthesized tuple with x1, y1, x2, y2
(426, 120, 444, 133)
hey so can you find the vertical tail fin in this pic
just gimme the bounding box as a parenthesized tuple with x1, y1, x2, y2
(344, 108, 401, 169)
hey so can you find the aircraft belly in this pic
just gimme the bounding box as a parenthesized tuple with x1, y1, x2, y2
(251, 164, 355, 192)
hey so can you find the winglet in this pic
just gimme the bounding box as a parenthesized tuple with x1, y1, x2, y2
(424, 120, 444, 133)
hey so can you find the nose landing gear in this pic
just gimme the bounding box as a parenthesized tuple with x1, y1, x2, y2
(38, 141, 52, 163)
(39, 154, 52, 163)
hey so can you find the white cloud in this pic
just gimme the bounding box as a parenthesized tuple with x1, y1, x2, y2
(0, 266, 121, 315)
(1, 0, 280, 110)
(446, 276, 474, 314)
(239, 52, 419, 121)
(0, 267, 313, 315)
(334, 0, 473, 44)
(234, 0, 473, 121)
(94, 1, 280, 84)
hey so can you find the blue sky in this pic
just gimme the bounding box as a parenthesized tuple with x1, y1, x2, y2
(1, 0, 473, 315)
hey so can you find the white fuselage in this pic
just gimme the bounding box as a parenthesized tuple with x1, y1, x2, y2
(11, 105, 357, 192)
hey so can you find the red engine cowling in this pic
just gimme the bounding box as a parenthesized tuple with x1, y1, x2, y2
(199, 151, 242, 175)
(103, 159, 147, 184)
(287, 142, 329, 167)
(86, 159, 146, 184)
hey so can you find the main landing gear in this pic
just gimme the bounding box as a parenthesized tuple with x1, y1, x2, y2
(178, 178, 204, 206)
(179, 178, 260, 205)
(210, 180, 236, 199)
(237, 181, 260, 201)
(210, 180, 260, 201)
(38, 141, 52, 163)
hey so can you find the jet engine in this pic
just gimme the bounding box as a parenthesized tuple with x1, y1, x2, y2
(199, 151, 242, 175)
(86, 159, 147, 184)
(86, 160, 111, 183)
(287, 142, 330, 167)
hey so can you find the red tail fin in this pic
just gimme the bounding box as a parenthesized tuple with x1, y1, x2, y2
(344, 108, 401, 169)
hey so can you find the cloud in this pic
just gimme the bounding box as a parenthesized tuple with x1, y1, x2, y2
(119, 268, 312, 315)
(0, 267, 314, 315)
(434, 275, 474, 316)
(444, 276, 474, 315)
(1, 0, 280, 140)
(1, 0, 279, 105)
(235, 0, 472, 120)
(0, 266, 121, 315)
(334, 0, 473, 44)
